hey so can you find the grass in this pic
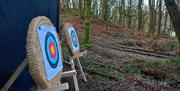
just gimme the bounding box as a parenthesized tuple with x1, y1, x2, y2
(81, 56, 123, 81)
(121, 60, 141, 75)
(169, 57, 180, 67)
(164, 75, 177, 86)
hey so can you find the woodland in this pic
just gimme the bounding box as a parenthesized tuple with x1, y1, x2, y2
(60, 0, 180, 91)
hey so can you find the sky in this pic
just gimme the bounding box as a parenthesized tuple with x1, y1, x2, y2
(144, 0, 148, 5)
(144, 0, 158, 5)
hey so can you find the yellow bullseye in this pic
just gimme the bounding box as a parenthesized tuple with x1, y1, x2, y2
(50, 45, 55, 55)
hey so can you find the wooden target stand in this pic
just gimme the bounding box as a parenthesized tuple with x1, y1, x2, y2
(0, 17, 76, 91)
(62, 23, 87, 91)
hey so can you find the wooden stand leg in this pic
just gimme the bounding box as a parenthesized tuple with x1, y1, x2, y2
(61, 70, 76, 78)
(69, 57, 79, 91)
(77, 58, 87, 82)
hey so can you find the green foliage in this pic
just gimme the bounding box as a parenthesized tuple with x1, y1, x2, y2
(81, 53, 179, 86)
(162, 42, 178, 51)
(147, 31, 153, 38)
(122, 60, 141, 75)
(143, 60, 160, 69)
(140, 58, 180, 86)
(164, 76, 177, 86)
(83, 43, 93, 49)
(169, 44, 177, 50)
(81, 58, 123, 80)
(169, 57, 180, 68)
(170, 57, 180, 63)
(142, 57, 180, 71)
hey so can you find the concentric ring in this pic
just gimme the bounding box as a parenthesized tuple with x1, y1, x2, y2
(45, 32, 59, 68)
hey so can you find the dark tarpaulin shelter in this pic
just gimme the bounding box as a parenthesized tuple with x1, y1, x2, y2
(0, 0, 59, 91)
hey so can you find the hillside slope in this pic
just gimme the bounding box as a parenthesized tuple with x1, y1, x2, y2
(62, 11, 180, 91)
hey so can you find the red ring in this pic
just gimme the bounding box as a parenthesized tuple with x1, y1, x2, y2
(49, 41, 56, 58)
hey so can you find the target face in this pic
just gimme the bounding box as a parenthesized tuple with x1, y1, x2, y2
(37, 25, 63, 80)
(67, 27, 79, 53)
(45, 32, 59, 68)
(71, 30, 78, 47)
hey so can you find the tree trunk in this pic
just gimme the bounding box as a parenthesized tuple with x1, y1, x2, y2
(66, 0, 70, 9)
(95, 0, 98, 18)
(122, 0, 126, 25)
(148, 0, 156, 38)
(79, 0, 83, 19)
(165, 0, 180, 43)
(102, 0, 109, 22)
(72, 0, 76, 9)
(119, 0, 122, 23)
(92, 0, 96, 16)
(148, 0, 153, 38)
(153, 0, 157, 35)
(138, 0, 143, 31)
(127, 0, 132, 28)
(83, 0, 91, 47)
(163, 11, 168, 36)
(157, 0, 162, 38)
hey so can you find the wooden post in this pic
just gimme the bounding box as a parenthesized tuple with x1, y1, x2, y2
(61, 70, 76, 78)
(77, 58, 87, 82)
(69, 57, 79, 91)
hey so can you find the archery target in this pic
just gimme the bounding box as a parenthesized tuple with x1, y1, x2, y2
(37, 25, 63, 81)
(63, 23, 80, 57)
(27, 16, 63, 88)
(67, 27, 80, 53)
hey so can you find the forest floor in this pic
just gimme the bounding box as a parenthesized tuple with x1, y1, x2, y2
(62, 11, 180, 91)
